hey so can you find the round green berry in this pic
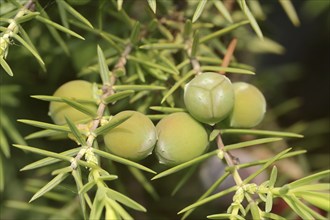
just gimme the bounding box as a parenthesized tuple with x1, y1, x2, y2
(104, 111, 157, 161)
(49, 80, 97, 125)
(229, 82, 266, 128)
(155, 112, 209, 166)
(184, 72, 235, 125)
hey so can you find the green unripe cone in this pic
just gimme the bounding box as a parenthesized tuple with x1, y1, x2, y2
(49, 80, 97, 125)
(229, 82, 266, 128)
(104, 111, 157, 161)
(184, 72, 235, 125)
(155, 112, 209, 166)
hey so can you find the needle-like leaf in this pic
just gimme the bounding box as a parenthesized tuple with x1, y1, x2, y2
(130, 21, 140, 44)
(192, 0, 207, 23)
(106, 199, 133, 220)
(18, 119, 70, 132)
(147, 0, 156, 14)
(59, 0, 93, 28)
(94, 113, 132, 136)
(0, 129, 9, 158)
(207, 213, 235, 219)
(269, 166, 278, 187)
(72, 169, 90, 220)
(93, 149, 156, 174)
(127, 55, 178, 75)
(223, 137, 282, 151)
(250, 201, 262, 220)
(13, 144, 73, 162)
(31, 95, 96, 104)
(89, 189, 105, 220)
(236, 150, 306, 169)
(29, 172, 70, 202)
(0, 155, 4, 192)
(191, 30, 199, 57)
(35, 2, 69, 54)
(161, 70, 195, 104)
(35, 15, 85, 40)
(0, 57, 14, 76)
(103, 90, 134, 104)
(106, 188, 146, 212)
(171, 165, 197, 196)
(149, 106, 185, 113)
(265, 192, 273, 213)
(128, 167, 159, 200)
(288, 170, 330, 188)
(213, 0, 233, 23)
(79, 180, 96, 195)
(221, 128, 303, 138)
(178, 186, 237, 214)
(117, 0, 123, 10)
(62, 98, 98, 118)
(140, 43, 185, 50)
(21, 148, 80, 171)
(25, 129, 62, 140)
(237, 0, 263, 39)
(200, 20, 249, 43)
(152, 150, 219, 180)
(113, 84, 166, 91)
(1, 113, 26, 145)
(261, 212, 286, 220)
(243, 148, 292, 184)
(200, 66, 255, 74)
(97, 45, 111, 85)
(65, 117, 87, 146)
(182, 172, 230, 219)
(15, 12, 40, 24)
(278, 0, 300, 26)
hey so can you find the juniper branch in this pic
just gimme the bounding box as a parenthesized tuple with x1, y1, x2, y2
(216, 134, 243, 185)
(214, 37, 264, 218)
(70, 44, 132, 169)
(0, 0, 35, 59)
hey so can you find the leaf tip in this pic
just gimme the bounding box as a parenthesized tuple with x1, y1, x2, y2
(160, 98, 166, 104)
(151, 175, 159, 181)
(177, 209, 185, 215)
(17, 119, 26, 123)
(147, 169, 157, 175)
(20, 166, 28, 171)
(147, 0, 157, 14)
(29, 198, 36, 203)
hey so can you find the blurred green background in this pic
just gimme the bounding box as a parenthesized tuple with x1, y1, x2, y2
(0, 0, 329, 219)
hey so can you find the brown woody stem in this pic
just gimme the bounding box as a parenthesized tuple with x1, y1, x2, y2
(220, 38, 237, 74)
